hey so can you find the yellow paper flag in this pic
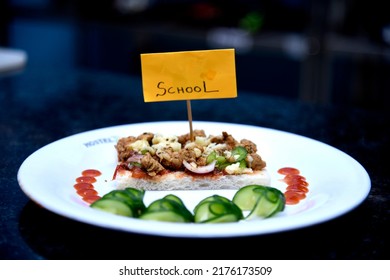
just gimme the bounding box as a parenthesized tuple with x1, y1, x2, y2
(140, 49, 237, 102)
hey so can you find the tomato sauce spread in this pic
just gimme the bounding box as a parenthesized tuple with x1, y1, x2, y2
(113, 163, 227, 181)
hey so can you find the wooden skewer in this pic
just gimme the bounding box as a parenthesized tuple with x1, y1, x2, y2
(186, 100, 194, 141)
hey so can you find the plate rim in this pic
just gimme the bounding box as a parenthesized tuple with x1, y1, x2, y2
(17, 120, 371, 238)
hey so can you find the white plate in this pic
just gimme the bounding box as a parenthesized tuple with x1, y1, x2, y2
(17, 121, 371, 238)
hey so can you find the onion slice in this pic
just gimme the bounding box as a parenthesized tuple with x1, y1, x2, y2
(183, 160, 217, 174)
(126, 153, 143, 164)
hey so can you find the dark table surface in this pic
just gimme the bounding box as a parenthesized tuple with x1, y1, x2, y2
(1, 66, 389, 260)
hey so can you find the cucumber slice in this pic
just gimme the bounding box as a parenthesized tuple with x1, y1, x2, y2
(147, 196, 186, 213)
(193, 202, 214, 222)
(233, 185, 285, 220)
(139, 211, 187, 223)
(90, 198, 133, 217)
(232, 185, 260, 210)
(124, 187, 145, 201)
(102, 190, 136, 207)
(147, 199, 174, 212)
(163, 195, 194, 222)
(193, 195, 243, 223)
(102, 189, 146, 216)
(194, 195, 234, 212)
(143, 195, 194, 223)
(163, 194, 185, 206)
(246, 192, 284, 220)
(201, 213, 240, 223)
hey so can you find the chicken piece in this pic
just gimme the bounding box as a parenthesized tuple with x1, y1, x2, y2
(180, 147, 198, 163)
(248, 153, 266, 170)
(136, 132, 154, 143)
(115, 136, 137, 161)
(141, 153, 165, 176)
(157, 147, 183, 170)
(240, 139, 258, 153)
(177, 129, 206, 145)
(222, 131, 238, 149)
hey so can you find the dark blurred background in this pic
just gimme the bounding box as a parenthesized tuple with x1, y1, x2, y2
(1, 0, 390, 110)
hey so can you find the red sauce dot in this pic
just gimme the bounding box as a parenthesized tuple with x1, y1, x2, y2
(76, 176, 97, 184)
(278, 167, 300, 175)
(82, 169, 102, 177)
(286, 184, 309, 193)
(284, 190, 306, 200)
(284, 174, 306, 181)
(283, 175, 309, 186)
(284, 193, 301, 205)
(77, 189, 98, 196)
(82, 195, 101, 204)
(74, 182, 94, 190)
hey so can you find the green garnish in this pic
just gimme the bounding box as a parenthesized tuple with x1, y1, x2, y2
(90, 185, 285, 223)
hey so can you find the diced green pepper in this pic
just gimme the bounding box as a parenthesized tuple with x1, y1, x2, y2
(230, 146, 248, 162)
